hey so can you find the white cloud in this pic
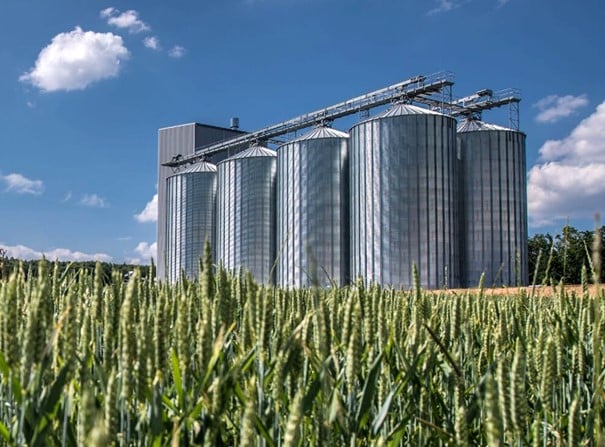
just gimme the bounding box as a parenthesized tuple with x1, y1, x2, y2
(101, 8, 150, 33)
(168, 45, 186, 58)
(0, 243, 112, 262)
(19, 27, 129, 92)
(134, 241, 157, 263)
(100, 7, 117, 18)
(80, 193, 109, 208)
(428, 0, 462, 14)
(497, 0, 510, 6)
(534, 94, 589, 123)
(143, 36, 161, 50)
(134, 193, 157, 222)
(528, 99, 605, 227)
(1, 173, 44, 195)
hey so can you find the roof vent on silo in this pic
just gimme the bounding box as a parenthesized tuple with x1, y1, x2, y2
(230, 117, 240, 130)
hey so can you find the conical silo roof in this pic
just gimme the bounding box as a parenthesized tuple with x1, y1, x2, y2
(225, 145, 276, 160)
(168, 161, 216, 178)
(291, 126, 349, 141)
(457, 119, 513, 133)
(377, 103, 444, 118)
(181, 161, 217, 173)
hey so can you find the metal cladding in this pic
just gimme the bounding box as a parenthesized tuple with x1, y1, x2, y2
(458, 119, 528, 287)
(157, 123, 244, 279)
(349, 103, 460, 289)
(165, 162, 217, 283)
(216, 145, 277, 284)
(276, 126, 349, 288)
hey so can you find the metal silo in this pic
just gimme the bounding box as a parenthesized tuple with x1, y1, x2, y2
(349, 103, 460, 289)
(216, 145, 277, 284)
(165, 162, 217, 283)
(458, 119, 528, 287)
(276, 126, 349, 288)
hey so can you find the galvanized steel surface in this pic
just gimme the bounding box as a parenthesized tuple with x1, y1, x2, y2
(216, 146, 277, 284)
(458, 119, 528, 287)
(276, 126, 349, 287)
(157, 124, 197, 279)
(349, 104, 460, 289)
(157, 123, 244, 279)
(165, 162, 217, 283)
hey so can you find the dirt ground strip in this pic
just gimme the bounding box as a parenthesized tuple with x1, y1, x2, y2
(438, 284, 603, 297)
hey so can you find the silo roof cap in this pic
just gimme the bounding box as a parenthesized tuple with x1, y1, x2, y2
(457, 119, 514, 133)
(378, 103, 444, 118)
(225, 145, 276, 160)
(169, 161, 217, 177)
(292, 126, 349, 141)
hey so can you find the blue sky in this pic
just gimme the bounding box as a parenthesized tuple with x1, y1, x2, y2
(1, 0, 604, 263)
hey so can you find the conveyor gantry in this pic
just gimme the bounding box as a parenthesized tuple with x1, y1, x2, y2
(163, 72, 454, 168)
(162, 72, 521, 168)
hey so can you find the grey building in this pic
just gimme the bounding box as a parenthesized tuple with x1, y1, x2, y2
(157, 123, 245, 280)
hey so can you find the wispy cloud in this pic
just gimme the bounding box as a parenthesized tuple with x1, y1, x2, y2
(428, 0, 462, 15)
(534, 94, 589, 123)
(528, 99, 605, 227)
(428, 0, 504, 14)
(19, 27, 129, 92)
(80, 193, 109, 208)
(0, 243, 112, 262)
(100, 7, 114, 18)
(1, 173, 44, 195)
(143, 36, 161, 51)
(134, 193, 157, 222)
(101, 7, 150, 34)
(168, 45, 186, 58)
(62, 191, 72, 202)
(100, 7, 184, 59)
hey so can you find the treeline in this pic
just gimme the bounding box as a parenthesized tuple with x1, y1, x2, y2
(0, 255, 151, 282)
(2, 225, 603, 286)
(529, 225, 604, 285)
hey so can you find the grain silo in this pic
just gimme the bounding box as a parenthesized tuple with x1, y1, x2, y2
(165, 162, 217, 282)
(458, 118, 527, 287)
(276, 126, 349, 287)
(349, 103, 460, 289)
(216, 145, 277, 284)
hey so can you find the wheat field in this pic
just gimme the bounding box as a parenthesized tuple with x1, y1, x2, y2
(0, 255, 604, 446)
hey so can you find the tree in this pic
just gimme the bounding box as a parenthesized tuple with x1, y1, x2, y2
(0, 247, 7, 279)
(528, 225, 605, 285)
(0, 257, 150, 282)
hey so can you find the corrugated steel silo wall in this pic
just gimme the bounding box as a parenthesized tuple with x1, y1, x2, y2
(276, 137, 349, 287)
(165, 171, 217, 282)
(157, 123, 243, 279)
(216, 156, 277, 284)
(350, 114, 460, 289)
(459, 130, 528, 287)
(157, 125, 196, 280)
